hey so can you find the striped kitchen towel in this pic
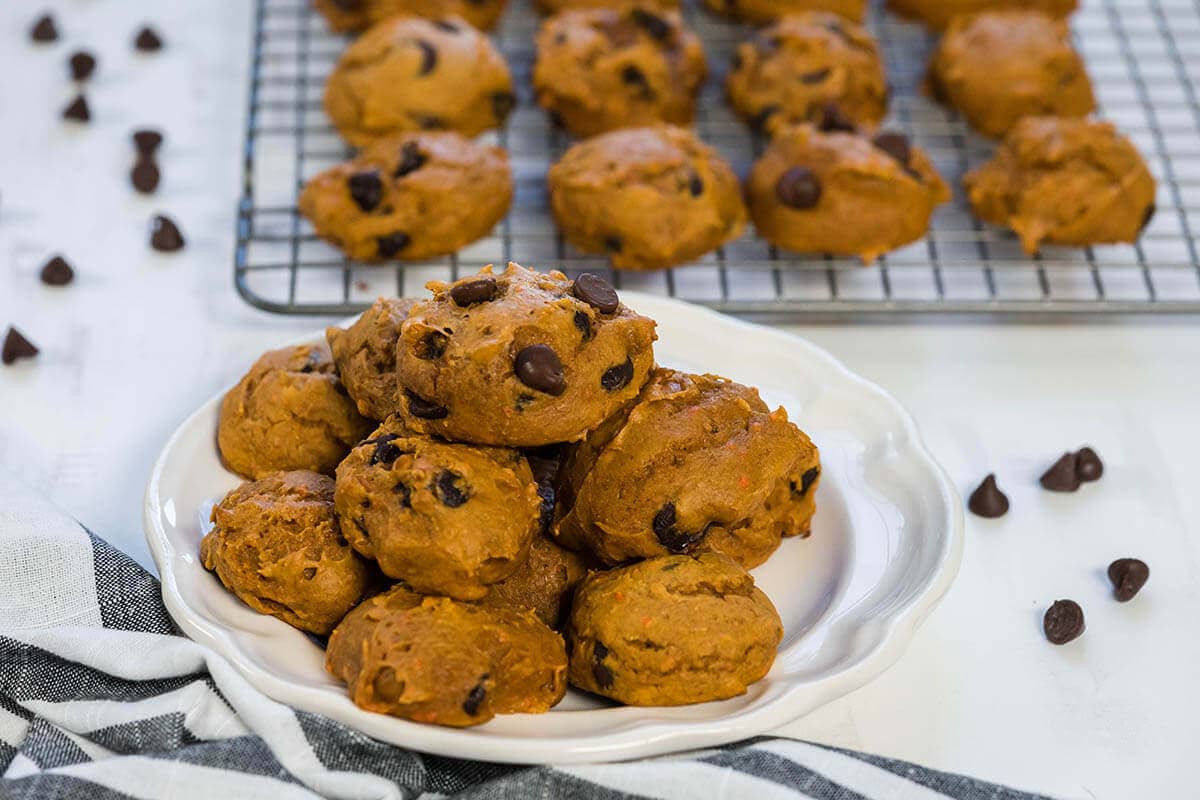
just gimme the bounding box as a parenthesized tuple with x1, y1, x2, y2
(0, 477, 1049, 800)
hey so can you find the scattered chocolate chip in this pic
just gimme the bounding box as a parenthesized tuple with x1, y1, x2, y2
(2, 327, 39, 365)
(1040, 452, 1081, 492)
(775, 166, 821, 209)
(462, 682, 486, 716)
(816, 101, 855, 133)
(69, 51, 97, 82)
(792, 466, 819, 498)
(418, 330, 448, 359)
(1075, 447, 1103, 482)
(450, 276, 498, 306)
(967, 474, 1009, 518)
(432, 19, 459, 32)
(394, 141, 426, 177)
(572, 273, 619, 314)
(415, 39, 437, 75)
(600, 358, 634, 392)
(149, 214, 185, 252)
(515, 344, 566, 396)
(799, 67, 831, 85)
(434, 470, 469, 507)
(872, 131, 912, 166)
(515, 393, 535, 411)
(62, 95, 90, 123)
(592, 641, 614, 688)
(353, 517, 370, 539)
(750, 104, 780, 132)
(604, 235, 623, 253)
(652, 502, 711, 553)
(40, 256, 75, 287)
(302, 566, 317, 580)
(630, 8, 670, 40)
(405, 389, 448, 419)
(621, 65, 649, 89)
(688, 173, 704, 196)
(394, 482, 412, 507)
(131, 157, 161, 194)
(134, 26, 164, 52)
(1043, 599, 1085, 645)
(377, 232, 410, 258)
(1107, 558, 1149, 602)
(348, 170, 383, 212)
(573, 310, 593, 340)
(133, 129, 164, 156)
(31, 14, 58, 43)
(370, 434, 403, 466)
(492, 92, 516, 123)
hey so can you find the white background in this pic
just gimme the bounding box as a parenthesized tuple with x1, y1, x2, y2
(1, 2, 1198, 798)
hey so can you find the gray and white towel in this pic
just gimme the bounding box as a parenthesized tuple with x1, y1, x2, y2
(0, 477, 1049, 800)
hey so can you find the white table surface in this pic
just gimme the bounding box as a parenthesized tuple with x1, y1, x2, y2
(2, 2, 1198, 798)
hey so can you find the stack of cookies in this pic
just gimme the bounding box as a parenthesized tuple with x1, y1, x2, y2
(203, 263, 822, 726)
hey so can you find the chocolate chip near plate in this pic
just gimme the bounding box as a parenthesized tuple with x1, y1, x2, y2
(394, 481, 412, 507)
(134, 26, 163, 52)
(434, 470, 469, 507)
(450, 276, 498, 307)
(149, 214, 185, 252)
(630, 8, 670, 41)
(1108, 558, 1149, 602)
(2, 327, 39, 365)
(69, 51, 97, 82)
(872, 131, 911, 166)
(40, 255, 75, 287)
(377, 232, 410, 258)
(31, 14, 58, 43)
(394, 141, 426, 177)
(688, 173, 704, 196)
(515, 344, 566, 396)
(775, 166, 821, 209)
(62, 95, 90, 123)
(652, 502, 710, 553)
(592, 641, 614, 688)
(1075, 447, 1103, 482)
(600, 358, 634, 392)
(800, 67, 831, 85)
(131, 157, 161, 194)
(572, 273, 619, 314)
(792, 466, 819, 498)
(967, 473, 1009, 518)
(1040, 452, 1081, 492)
(133, 129, 164, 156)
(462, 682, 486, 716)
(415, 39, 437, 75)
(816, 101, 855, 133)
(348, 170, 383, 212)
(405, 389, 448, 419)
(1043, 599, 1085, 645)
(492, 92, 516, 123)
(370, 438, 403, 467)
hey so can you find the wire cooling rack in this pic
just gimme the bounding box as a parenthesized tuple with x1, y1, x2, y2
(234, 0, 1200, 317)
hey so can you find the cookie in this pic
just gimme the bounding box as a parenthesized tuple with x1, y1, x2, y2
(200, 472, 373, 635)
(567, 553, 783, 705)
(395, 264, 658, 447)
(888, 0, 1076, 30)
(964, 116, 1157, 254)
(536, 0, 677, 13)
(704, 0, 866, 25)
(314, 0, 508, 32)
(746, 124, 950, 263)
(324, 16, 514, 146)
(532, 8, 707, 138)
(334, 416, 540, 599)
(217, 343, 373, 479)
(928, 10, 1094, 138)
(726, 13, 887, 134)
(327, 585, 568, 726)
(547, 126, 747, 270)
(478, 531, 589, 627)
(299, 131, 512, 262)
(555, 368, 821, 568)
(326, 297, 419, 421)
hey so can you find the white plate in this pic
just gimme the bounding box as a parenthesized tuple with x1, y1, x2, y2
(144, 293, 963, 765)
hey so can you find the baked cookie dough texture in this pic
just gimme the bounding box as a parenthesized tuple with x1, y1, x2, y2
(705, 0, 866, 25)
(326, 297, 418, 421)
(888, 0, 1077, 30)
(314, 0, 509, 32)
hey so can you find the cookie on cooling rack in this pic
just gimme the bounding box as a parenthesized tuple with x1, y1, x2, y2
(299, 131, 512, 262)
(746, 124, 949, 263)
(324, 16, 514, 146)
(326, 297, 418, 421)
(888, 0, 1077, 30)
(313, 0, 509, 32)
(704, 0, 866, 25)
(965, 116, 1157, 254)
(547, 126, 746, 270)
(726, 13, 887, 134)
(928, 10, 1094, 138)
(532, 7, 706, 138)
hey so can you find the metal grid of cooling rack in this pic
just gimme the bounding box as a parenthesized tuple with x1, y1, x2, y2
(234, 0, 1200, 317)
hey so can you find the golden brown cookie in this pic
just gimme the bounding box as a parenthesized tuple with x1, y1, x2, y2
(555, 368, 821, 568)
(888, 0, 1076, 30)
(532, 7, 707, 138)
(300, 132, 512, 263)
(217, 343, 373, 480)
(746, 124, 950, 263)
(928, 11, 1094, 138)
(334, 416, 540, 600)
(328, 585, 568, 727)
(704, 0, 865, 24)
(324, 16, 514, 146)
(327, 297, 419, 421)
(726, 13, 887, 134)
(536, 0, 677, 13)
(395, 264, 658, 447)
(567, 553, 783, 705)
(314, 0, 508, 32)
(547, 126, 746, 270)
(478, 532, 589, 627)
(964, 116, 1157, 254)
(200, 471, 373, 635)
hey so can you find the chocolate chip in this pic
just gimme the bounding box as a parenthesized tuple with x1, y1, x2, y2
(450, 276, 498, 306)
(31, 14, 58, 43)
(377, 232, 410, 258)
(515, 345, 566, 396)
(800, 67, 831, 85)
(433, 19, 459, 32)
(751, 104, 780, 132)
(131, 157, 161, 194)
(418, 330, 448, 359)
(630, 8, 670, 41)
(404, 389, 448, 419)
(134, 26, 164, 52)
(348, 170, 383, 212)
(775, 167, 821, 209)
(394, 482, 412, 507)
(1043, 599, 1085, 645)
(40, 256, 75, 287)
(354, 517, 370, 540)
(572, 273, 619, 314)
(394, 142, 426, 177)
(462, 682, 486, 716)
(69, 52, 97, 82)
(133, 129, 164, 156)
(1075, 447, 1103, 482)
(872, 131, 912, 166)
(149, 214, 185, 252)
(2, 327, 39, 365)
(302, 567, 317, 580)
(688, 173, 704, 196)
(604, 235, 623, 253)
(1040, 452, 1081, 492)
(967, 474, 1009, 518)
(370, 434, 403, 466)
(415, 40, 437, 75)
(792, 466, 819, 498)
(621, 65, 649, 89)
(652, 502, 710, 553)
(434, 470, 469, 507)
(1107, 558, 1149, 602)
(492, 92, 516, 123)
(592, 641, 614, 688)
(573, 310, 593, 340)
(816, 101, 855, 133)
(62, 95, 90, 123)
(600, 359, 634, 392)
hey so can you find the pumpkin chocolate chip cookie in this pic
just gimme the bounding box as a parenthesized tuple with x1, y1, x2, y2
(217, 343, 373, 479)
(395, 264, 658, 447)
(313, 0, 509, 32)
(547, 126, 746, 270)
(324, 16, 514, 146)
(326, 297, 418, 421)
(964, 116, 1157, 254)
(536, 0, 677, 14)
(567, 553, 783, 705)
(478, 531, 589, 628)
(888, 0, 1077, 30)
(704, 0, 866, 25)
(327, 585, 568, 727)
(299, 132, 512, 262)
(555, 368, 821, 568)
(201, 471, 374, 635)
